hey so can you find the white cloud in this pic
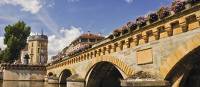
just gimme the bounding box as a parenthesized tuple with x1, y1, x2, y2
(0, 0, 42, 14)
(0, 37, 6, 50)
(67, 0, 79, 2)
(125, 0, 133, 3)
(48, 26, 82, 61)
(47, 2, 55, 8)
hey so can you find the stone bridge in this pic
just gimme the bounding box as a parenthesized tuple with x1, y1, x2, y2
(46, 4, 200, 87)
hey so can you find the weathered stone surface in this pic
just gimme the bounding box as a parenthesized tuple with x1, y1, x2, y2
(48, 78, 59, 84)
(121, 80, 170, 87)
(67, 80, 85, 87)
(1, 64, 46, 81)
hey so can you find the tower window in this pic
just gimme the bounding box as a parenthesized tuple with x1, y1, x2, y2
(32, 43, 34, 47)
(81, 38, 88, 42)
(89, 39, 96, 42)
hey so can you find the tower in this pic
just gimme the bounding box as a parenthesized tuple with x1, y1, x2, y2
(28, 33, 48, 65)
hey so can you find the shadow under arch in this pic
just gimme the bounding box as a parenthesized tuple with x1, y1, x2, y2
(48, 72, 53, 77)
(165, 46, 200, 87)
(59, 69, 72, 84)
(86, 61, 124, 87)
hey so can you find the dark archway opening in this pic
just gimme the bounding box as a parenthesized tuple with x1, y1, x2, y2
(180, 63, 200, 87)
(165, 46, 200, 87)
(87, 62, 123, 87)
(48, 72, 53, 77)
(59, 69, 72, 84)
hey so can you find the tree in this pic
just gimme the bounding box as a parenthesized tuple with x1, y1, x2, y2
(24, 54, 30, 64)
(2, 21, 31, 63)
(24, 54, 30, 60)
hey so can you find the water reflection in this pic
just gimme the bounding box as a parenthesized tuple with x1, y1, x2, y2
(0, 81, 66, 87)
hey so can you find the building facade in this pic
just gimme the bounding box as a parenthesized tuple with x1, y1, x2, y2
(28, 34, 48, 65)
(51, 32, 104, 62)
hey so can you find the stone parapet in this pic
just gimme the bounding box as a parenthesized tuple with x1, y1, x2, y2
(1, 64, 46, 81)
(0, 64, 46, 70)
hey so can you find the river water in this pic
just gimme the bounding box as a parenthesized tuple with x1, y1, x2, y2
(0, 81, 66, 87)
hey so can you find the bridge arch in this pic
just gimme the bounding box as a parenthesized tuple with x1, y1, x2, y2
(160, 34, 200, 86)
(58, 69, 72, 84)
(86, 61, 124, 87)
(48, 72, 53, 77)
(85, 55, 134, 80)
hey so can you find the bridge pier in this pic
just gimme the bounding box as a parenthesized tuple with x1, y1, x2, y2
(44, 76, 48, 82)
(121, 79, 171, 87)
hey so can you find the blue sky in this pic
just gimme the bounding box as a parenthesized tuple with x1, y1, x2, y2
(0, 0, 173, 59)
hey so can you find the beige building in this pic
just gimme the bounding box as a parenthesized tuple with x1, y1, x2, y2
(28, 34, 48, 65)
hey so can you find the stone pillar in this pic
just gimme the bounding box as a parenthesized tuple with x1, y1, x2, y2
(153, 28, 160, 40)
(142, 32, 148, 43)
(179, 17, 188, 32)
(106, 45, 112, 54)
(119, 41, 124, 50)
(133, 35, 139, 46)
(180, 22, 188, 32)
(67, 80, 85, 87)
(166, 26, 173, 37)
(125, 39, 130, 48)
(44, 76, 48, 82)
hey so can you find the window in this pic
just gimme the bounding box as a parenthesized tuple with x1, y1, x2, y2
(89, 39, 96, 42)
(38, 48, 40, 53)
(97, 39, 102, 41)
(81, 38, 88, 42)
(186, 15, 197, 24)
(32, 43, 34, 47)
(171, 21, 180, 29)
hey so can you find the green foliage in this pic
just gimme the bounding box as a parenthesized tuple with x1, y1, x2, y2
(1, 21, 31, 63)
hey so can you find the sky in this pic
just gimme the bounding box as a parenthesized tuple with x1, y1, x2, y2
(0, 0, 173, 60)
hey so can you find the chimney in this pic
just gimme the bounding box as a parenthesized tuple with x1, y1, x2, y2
(87, 31, 91, 35)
